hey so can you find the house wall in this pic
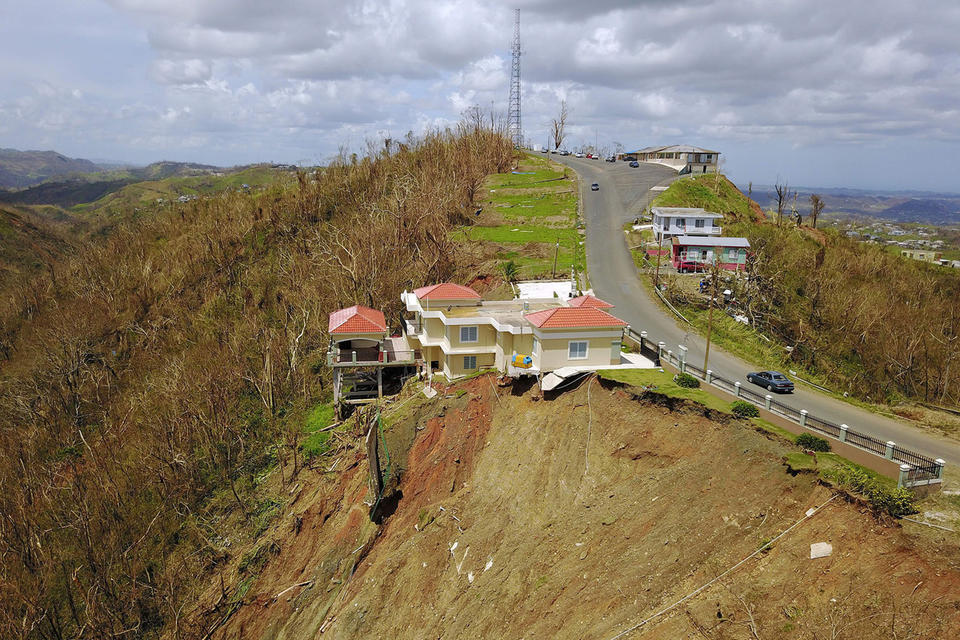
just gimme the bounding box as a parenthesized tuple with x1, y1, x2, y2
(423, 317, 445, 340)
(447, 323, 497, 350)
(536, 334, 621, 371)
(444, 352, 496, 378)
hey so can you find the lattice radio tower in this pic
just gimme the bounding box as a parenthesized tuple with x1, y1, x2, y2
(508, 9, 522, 148)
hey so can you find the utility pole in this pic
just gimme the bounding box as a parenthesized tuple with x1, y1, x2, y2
(552, 237, 560, 278)
(654, 225, 664, 288)
(507, 9, 522, 149)
(703, 257, 721, 371)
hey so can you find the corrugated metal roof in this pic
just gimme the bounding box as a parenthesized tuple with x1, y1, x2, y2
(672, 236, 750, 248)
(524, 307, 627, 329)
(413, 282, 481, 300)
(328, 305, 387, 334)
(627, 144, 719, 155)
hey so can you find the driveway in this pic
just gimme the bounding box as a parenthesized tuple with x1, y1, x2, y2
(557, 155, 960, 466)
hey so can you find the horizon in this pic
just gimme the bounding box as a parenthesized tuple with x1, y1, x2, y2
(3, 1, 960, 192)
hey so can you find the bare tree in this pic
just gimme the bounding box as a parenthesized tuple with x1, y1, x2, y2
(774, 179, 792, 228)
(551, 100, 568, 151)
(809, 193, 824, 229)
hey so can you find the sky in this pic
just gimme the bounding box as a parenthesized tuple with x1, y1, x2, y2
(1, 0, 959, 191)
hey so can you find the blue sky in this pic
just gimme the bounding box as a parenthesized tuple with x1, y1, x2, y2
(2, 0, 959, 191)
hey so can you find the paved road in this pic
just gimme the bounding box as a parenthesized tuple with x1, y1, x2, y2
(557, 155, 960, 466)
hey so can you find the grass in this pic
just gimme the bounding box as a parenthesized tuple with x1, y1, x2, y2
(597, 368, 732, 414)
(301, 402, 336, 459)
(467, 153, 584, 280)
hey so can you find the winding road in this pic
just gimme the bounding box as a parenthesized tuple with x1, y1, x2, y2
(556, 155, 960, 466)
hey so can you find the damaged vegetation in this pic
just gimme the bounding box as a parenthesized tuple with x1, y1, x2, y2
(0, 118, 513, 638)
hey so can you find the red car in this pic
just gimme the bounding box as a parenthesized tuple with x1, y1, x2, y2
(676, 260, 706, 273)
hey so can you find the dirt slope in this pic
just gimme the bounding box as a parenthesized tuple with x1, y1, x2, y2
(206, 376, 960, 639)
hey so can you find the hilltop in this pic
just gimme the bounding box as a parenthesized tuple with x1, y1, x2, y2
(0, 148, 102, 188)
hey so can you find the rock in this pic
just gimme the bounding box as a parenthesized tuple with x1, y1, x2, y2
(810, 542, 833, 559)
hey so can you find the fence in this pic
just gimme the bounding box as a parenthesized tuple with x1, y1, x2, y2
(648, 338, 945, 489)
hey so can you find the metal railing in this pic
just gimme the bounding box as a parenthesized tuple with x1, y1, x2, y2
(645, 336, 944, 489)
(327, 348, 418, 366)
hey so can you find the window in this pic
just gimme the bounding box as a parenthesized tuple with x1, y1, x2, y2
(533, 337, 540, 354)
(678, 218, 686, 229)
(728, 248, 738, 260)
(568, 341, 588, 360)
(695, 219, 705, 228)
(459, 326, 478, 343)
(463, 355, 477, 370)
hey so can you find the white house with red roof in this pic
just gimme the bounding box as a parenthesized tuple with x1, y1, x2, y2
(327, 282, 654, 406)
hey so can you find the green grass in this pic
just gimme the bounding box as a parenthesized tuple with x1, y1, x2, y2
(301, 402, 336, 459)
(652, 174, 755, 218)
(597, 369, 732, 414)
(485, 191, 577, 220)
(459, 225, 578, 245)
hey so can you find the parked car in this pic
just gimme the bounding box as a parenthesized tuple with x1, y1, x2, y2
(629, 160, 640, 167)
(746, 371, 795, 393)
(560, 149, 570, 156)
(590, 183, 599, 191)
(550, 148, 558, 154)
(606, 156, 616, 162)
(575, 152, 584, 158)
(540, 148, 548, 153)
(676, 260, 706, 273)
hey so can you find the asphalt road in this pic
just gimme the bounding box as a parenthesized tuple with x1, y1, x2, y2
(556, 154, 960, 466)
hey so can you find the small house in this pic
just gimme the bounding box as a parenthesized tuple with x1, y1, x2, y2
(671, 236, 750, 272)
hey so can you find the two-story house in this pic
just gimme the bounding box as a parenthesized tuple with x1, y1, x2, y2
(652, 207, 723, 243)
(400, 284, 631, 380)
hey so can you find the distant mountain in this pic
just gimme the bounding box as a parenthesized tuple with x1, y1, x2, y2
(0, 161, 229, 208)
(742, 184, 960, 225)
(0, 148, 102, 189)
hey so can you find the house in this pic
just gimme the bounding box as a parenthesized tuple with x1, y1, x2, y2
(401, 283, 633, 380)
(901, 249, 942, 263)
(671, 236, 750, 272)
(622, 145, 720, 174)
(651, 207, 723, 243)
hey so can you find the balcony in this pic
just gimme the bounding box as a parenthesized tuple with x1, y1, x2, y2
(327, 336, 420, 367)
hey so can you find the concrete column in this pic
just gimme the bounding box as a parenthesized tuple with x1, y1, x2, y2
(935, 458, 946, 479)
(667, 349, 673, 366)
(706, 369, 713, 384)
(640, 331, 648, 340)
(765, 394, 772, 410)
(734, 381, 741, 397)
(351, 350, 357, 364)
(885, 441, 895, 460)
(658, 341, 665, 358)
(839, 424, 848, 443)
(799, 409, 808, 427)
(678, 345, 688, 373)
(377, 367, 383, 399)
(898, 464, 911, 489)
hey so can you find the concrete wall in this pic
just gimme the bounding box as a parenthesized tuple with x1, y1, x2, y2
(444, 352, 496, 378)
(447, 323, 497, 350)
(537, 334, 620, 371)
(422, 298, 480, 310)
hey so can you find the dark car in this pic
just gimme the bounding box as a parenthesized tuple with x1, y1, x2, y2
(629, 160, 640, 167)
(590, 183, 599, 191)
(606, 156, 616, 162)
(746, 371, 795, 393)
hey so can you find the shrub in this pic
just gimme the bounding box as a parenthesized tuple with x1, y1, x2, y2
(796, 433, 831, 452)
(674, 372, 700, 388)
(830, 466, 917, 518)
(731, 400, 759, 418)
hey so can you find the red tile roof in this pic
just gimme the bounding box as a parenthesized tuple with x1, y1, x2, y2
(328, 305, 387, 334)
(524, 307, 628, 329)
(567, 294, 614, 309)
(413, 282, 481, 300)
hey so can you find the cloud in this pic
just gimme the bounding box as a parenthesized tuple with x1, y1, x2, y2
(0, 0, 957, 189)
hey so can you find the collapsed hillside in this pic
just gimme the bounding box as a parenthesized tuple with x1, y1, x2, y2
(206, 376, 960, 639)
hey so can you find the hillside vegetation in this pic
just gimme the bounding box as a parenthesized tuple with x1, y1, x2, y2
(654, 175, 960, 408)
(0, 148, 101, 189)
(0, 123, 512, 639)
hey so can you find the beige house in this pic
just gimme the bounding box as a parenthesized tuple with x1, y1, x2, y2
(901, 249, 942, 263)
(625, 145, 719, 174)
(401, 284, 632, 380)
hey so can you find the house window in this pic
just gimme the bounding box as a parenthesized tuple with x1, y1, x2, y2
(460, 326, 478, 343)
(463, 355, 477, 370)
(533, 337, 540, 354)
(678, 218, 686, 229)
(568, 341, 588, 360)
(728, 248, 739, 260)
(695, 219, 705, 229)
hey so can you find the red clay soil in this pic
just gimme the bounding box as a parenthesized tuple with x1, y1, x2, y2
(205, 375, 960, 640)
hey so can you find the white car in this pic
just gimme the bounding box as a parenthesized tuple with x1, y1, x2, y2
(575, 152, 584, 158)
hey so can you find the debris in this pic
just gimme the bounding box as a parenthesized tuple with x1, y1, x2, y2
(810, 542, 833, 559)
(805, 508, 816, 517)
(485, 558, 493, 571)
(468, 572, 474, 583)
